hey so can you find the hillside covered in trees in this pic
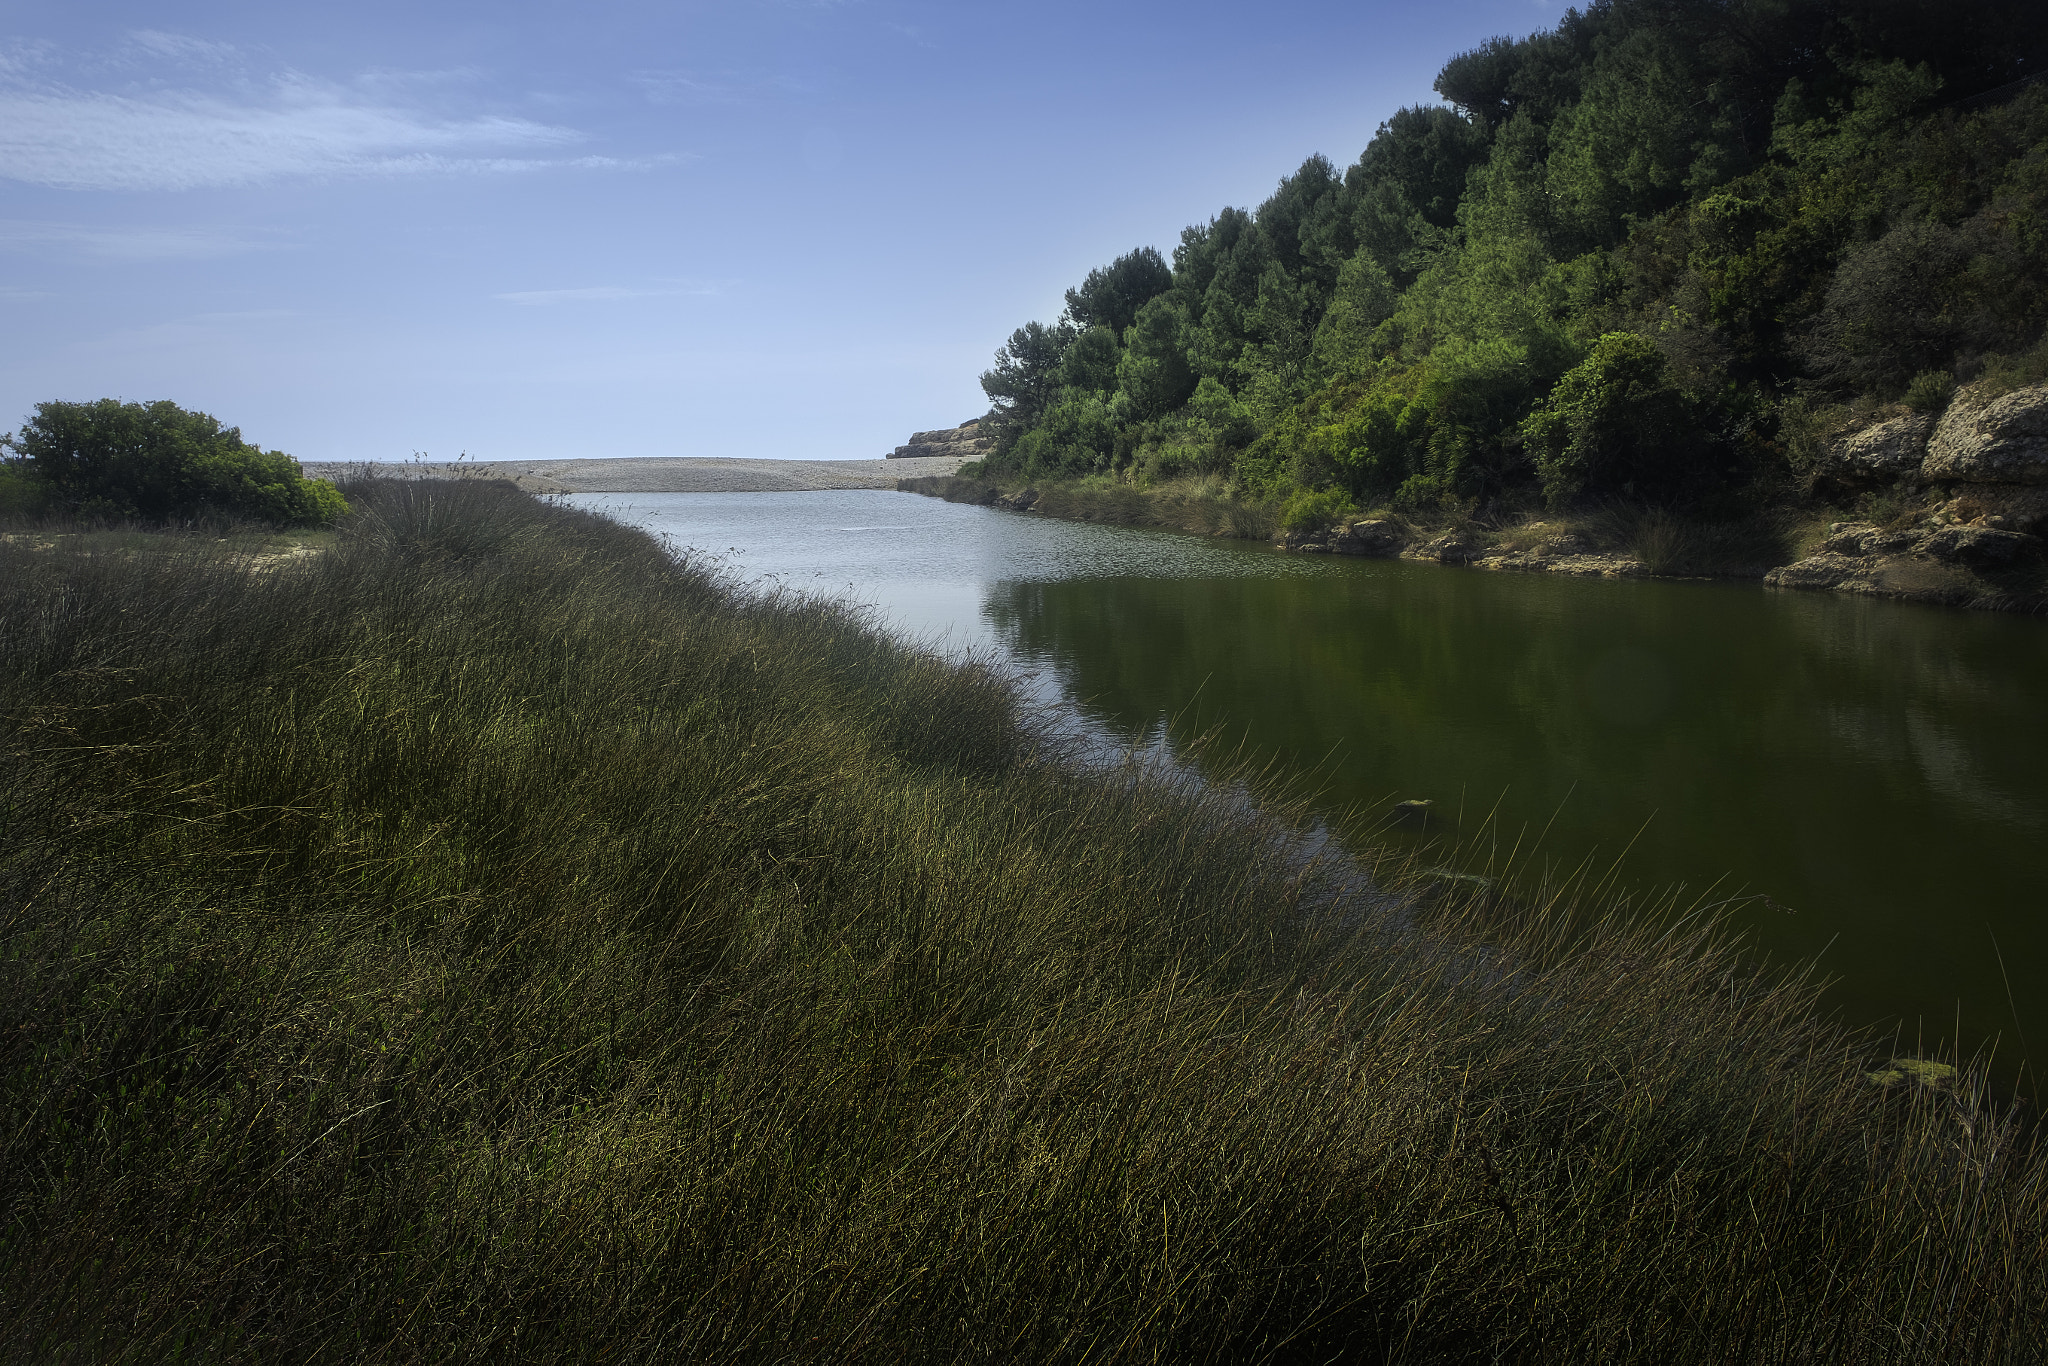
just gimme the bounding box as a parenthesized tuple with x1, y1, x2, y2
(974, 0, 2048, 526)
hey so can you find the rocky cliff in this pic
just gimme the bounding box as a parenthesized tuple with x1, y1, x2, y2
(888, 420, 993, 460)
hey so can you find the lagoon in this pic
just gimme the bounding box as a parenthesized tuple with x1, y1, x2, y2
(574, 488, 2048, 1074)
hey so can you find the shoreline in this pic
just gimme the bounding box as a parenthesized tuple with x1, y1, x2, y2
(300, 453, 972, 496)
(899, 475, 2048, 617)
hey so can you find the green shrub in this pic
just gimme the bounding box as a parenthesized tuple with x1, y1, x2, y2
(5, 398, 347, 525)
(1774, 395, 1848, 475)
(1976, 330, 2048, 397)
(0, 462, 49, 519)
(1278, 485, 1356, 532)
(1904, 369, 1958, 412)
(1522, 333, 1701, 507)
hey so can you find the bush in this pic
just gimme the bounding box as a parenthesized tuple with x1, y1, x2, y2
(1278, 485, 1356, 532)
(5, 398, 347, 525)
(1522, 333, 1701, 507)
(0, 462, 50, 520)
(1904, 369, 1958, 412)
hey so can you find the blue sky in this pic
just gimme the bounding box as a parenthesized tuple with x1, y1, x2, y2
(1, 1, 1556, 463)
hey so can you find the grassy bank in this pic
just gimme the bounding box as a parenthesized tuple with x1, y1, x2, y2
(900, 471, 1278, 541)
(3, 478, 2043, 1361)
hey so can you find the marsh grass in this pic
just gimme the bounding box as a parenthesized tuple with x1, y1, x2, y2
(902, 474, 1278, 541)
(2, 479, 2042, 1361)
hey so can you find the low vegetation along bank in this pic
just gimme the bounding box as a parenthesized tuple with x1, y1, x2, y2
(3, 477, 2041, 1360)
(903, 453, 2048, 612)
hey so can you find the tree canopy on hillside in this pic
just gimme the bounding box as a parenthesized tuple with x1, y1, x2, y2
(977, 0, 2048, 512)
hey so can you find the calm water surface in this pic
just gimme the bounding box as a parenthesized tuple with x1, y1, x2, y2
(574, 489, 2048, 1071)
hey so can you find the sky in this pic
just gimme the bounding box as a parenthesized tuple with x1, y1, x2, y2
(0, 1, 1560, 463)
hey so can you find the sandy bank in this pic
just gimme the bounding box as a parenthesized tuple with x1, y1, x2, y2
(299, 454, 971, 495)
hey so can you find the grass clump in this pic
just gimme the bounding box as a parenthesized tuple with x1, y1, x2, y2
(2, 478, 2042, 1362)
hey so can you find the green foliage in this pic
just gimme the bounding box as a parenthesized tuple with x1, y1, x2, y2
(1115, 295, 1197, 418)
(978, 1, 2048, 516)
(6, 398, 346, 525)
(1062, 245, 1173, 334)
(979, 320, 1076, 446)
(0, 462, 50, 519)
(1307, 250, 1399, 384)
(1523, 332, 1698, 506)
(1058, 324, 1120, 392)
(1008, 390, 1122, 478)
(1977, 329, 2048, 396)
(1277, 485, 1356, 532)
(1904, 369, 1958, 412)
(1773, 395, 1847, 476)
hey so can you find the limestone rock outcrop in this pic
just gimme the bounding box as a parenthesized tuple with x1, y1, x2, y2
(888, 420, 994, 460)
(1472, 547, 1648, 578)
(1939, 484, 2048, 534)
(1923, 382, 2048, 483)
(1826, 412, 1934, 481)
(1329, 519, 1406, 557)
(1401, 531, 1486, 564)
(1764, 516, 2041, 595)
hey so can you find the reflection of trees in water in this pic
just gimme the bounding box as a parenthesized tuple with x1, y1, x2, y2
(983, 570, 2046, 829)
(980, 565, 2048, 1057)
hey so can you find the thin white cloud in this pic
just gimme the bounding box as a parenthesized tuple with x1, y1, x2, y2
(0, 218, 280, 259)
(0, 74, 593, 191)
(124, 30, 239, 67)
(0, 39, 60, 79)
(495, 280, 733, 305)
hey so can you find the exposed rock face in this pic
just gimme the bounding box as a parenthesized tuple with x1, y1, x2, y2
(1765, 517, 2041, 595)
(1923, 382, 2048, 483)
(1328, 519, 1406, 557)
(1940, 484, 2048, 533)
(1764, 552, 1873, 592)
(888, 420, 994, 460)
(1918, 524, 2039, 566)
(1473, 548, 1647, 578)
(1827, 412, 1934, 481)
(1401, 531, 1486, 564)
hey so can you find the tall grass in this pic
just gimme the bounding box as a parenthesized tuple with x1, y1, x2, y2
(1, 478, 2040, 1362)
(902, 473, 1278, 540)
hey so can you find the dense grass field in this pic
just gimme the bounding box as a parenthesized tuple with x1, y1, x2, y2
(1, 479, 2041, 1362)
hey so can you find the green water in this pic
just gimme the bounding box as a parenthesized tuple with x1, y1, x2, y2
(583, 489, 2048, 1073)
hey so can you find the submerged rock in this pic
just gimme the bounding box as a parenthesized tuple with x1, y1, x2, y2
(1389, 799, 1436, 826)
(1865, 1057, 1957, 1089)
(1923, 382, 2048, 483)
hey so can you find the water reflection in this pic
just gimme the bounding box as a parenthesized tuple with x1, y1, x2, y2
(576, 489, 2048, 1071)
